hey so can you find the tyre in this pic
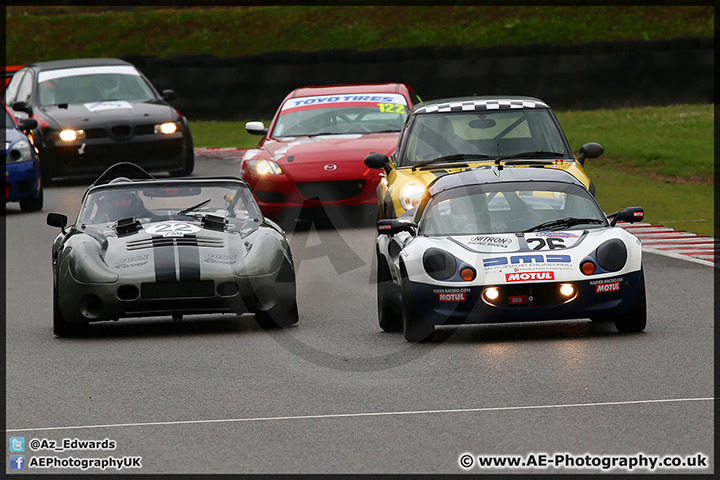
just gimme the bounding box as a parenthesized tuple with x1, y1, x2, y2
(19, 184, 43, 212)
(614, 270, 647, 333)
(171, 133, 194, 177)
(401, 264, 434, 342)
(53, 286, 88, 337)
(377, 254, 401, 332)
(255, 301, 299, 329)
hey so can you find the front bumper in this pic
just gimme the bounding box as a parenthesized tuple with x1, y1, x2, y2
(40, 133, 190, 179)
(57, 269, 296, 324)
(4, 159, 41, 202)
(243, 169, 380, 217)
(407, 270, 642, 326)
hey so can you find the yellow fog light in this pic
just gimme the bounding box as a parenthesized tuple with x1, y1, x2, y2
(59, 129, 84, 142)
(155, 122, 178, 134)
(559, 284, 575, 297)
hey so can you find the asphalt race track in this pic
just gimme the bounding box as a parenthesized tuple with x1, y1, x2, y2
(4, 156, 714, 474)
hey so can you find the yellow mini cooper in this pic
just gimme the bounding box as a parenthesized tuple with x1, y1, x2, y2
(364, 95, 604, 219)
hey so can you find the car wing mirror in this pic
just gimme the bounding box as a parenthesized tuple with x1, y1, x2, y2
(47, 213, 68, 233)
(378, 219, 417, 236)
(608, 206, 644, 226)
(245, 121, 268, 136)
(161, 89, 176, 102)
(364, 152, 391, 174)
(18, 118, 37, 131)
(12, 101, 32, 116)
(577, 142, 604, 166)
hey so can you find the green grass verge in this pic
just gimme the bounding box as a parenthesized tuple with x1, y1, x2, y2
(189, 103, 714, 237)
(6, 6, 713, 63)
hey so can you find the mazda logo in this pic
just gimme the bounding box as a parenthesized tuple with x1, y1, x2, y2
(324, 164, 337, 171)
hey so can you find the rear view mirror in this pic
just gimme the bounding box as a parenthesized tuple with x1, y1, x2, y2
(246, 121, 268, 136)
(18, 118, 37, 131)
(609, 207, 644, 226)
(47, 213, 68, 233)
(577, 142, 604, 165)
(143, 186, 202, 197)
(378, 219, 417, 236)
(162, 89, 176, 102)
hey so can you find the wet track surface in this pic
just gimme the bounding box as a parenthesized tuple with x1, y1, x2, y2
(4, 156, 714, 474)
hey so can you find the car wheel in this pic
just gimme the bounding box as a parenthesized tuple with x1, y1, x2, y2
(401, 264, 434, 342)
(19, 184, 43, 212)
(377, 254, 401, 332)
(614, 270, 647, 333)
(53, 286, 88, 337)
(171, 134, 195, 177)
(255, 301, 299, 329)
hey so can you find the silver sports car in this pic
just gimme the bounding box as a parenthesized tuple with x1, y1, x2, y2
(46, 162, 298, 337)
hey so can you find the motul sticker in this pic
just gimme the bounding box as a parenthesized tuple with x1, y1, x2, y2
(438, 292, 466, 302)
(378, 224, 392, 230)
(595, 282, 620, 293)
(633, 212, 643, 217)
(505, 271, 555, 282)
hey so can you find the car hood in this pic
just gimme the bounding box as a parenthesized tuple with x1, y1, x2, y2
(4, 127, 26, 149)
(38, 100, 176, 129)
(259, 133, 400, 165)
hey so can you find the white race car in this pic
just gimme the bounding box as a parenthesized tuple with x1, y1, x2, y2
(375, 165, 646, 342)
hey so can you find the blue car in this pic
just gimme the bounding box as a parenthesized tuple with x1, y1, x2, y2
(4, 104, 42, 212)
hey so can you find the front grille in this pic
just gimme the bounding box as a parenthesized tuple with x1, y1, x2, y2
(296, 180, 366, 202)
(83, 128, 107, 139)
(141, 280, 215, 300)
(255, 190, 286, 204)
(135, 124, 155, 135)
(126, 236, 225, 251)
(110, 125, 132, 139)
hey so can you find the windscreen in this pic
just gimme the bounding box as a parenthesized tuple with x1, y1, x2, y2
(419, 181, 606, 236)
(271, 93, 408, 137)
(37, 66, 156, 106)
(78, 181, 261, 227)
(399, 109, 569, 166)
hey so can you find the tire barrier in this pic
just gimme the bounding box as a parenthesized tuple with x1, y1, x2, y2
(120, 37, 713, 120)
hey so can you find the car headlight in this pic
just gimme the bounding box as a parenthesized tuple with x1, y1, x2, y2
(58, 129, 86, 142)
(154, 121, 180, 135)
(248, 159, 284, 175)
(422, 248, 457, 281)
(399, 182, 424, 210)
(6, 139, 33, 163)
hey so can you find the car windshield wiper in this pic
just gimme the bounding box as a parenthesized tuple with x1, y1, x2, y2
(411, 153, 491, 170)
(177, 199, 211, 216)
(523, 217, 605, 232)
(495, 151, 567, 162)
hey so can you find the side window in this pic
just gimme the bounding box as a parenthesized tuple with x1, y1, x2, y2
(15, 71, 34, 106)
(3, 69, 27, 105)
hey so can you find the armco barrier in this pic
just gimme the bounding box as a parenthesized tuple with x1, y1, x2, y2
(120, 37, 713, 120)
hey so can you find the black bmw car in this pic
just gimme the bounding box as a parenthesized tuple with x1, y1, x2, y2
(3, 58, 194, 182)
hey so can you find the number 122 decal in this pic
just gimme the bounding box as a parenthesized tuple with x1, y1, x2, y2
(377, 103, 406, 114)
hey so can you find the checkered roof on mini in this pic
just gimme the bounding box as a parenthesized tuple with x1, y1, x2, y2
(417, 98, 549, 114)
